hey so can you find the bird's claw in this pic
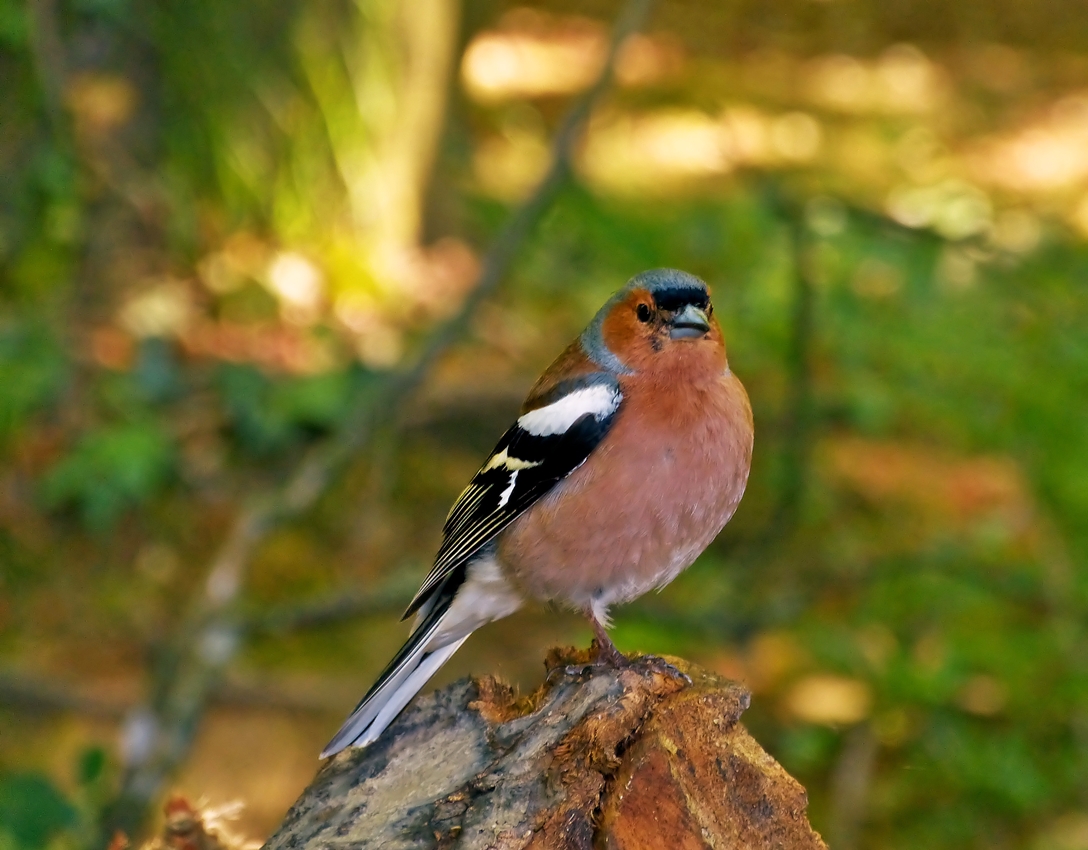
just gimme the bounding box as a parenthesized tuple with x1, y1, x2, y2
(631, 654, 692, 685)
(544, 645, 628, 682)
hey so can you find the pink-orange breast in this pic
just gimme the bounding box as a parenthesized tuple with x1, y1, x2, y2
(496, 367, 754, 611)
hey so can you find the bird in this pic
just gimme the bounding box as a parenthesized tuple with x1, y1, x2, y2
(320, 268, 754, 758)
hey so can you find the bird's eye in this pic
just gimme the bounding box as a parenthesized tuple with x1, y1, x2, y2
(706, 303, 714, 316)
(636, 303, 652, 323)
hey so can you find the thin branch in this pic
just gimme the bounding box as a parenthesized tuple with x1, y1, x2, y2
(0, 675, 127, 720)
(0, 674, 352, 718)
(103, 0, 654, 839)
(739, 181, 817, 545)
(828, 723, 878, 850)
(248, 575, 416, 635)
(771, 210, 816, 537)
(760, 181, 956, 540)
(26, 0, 68, 131)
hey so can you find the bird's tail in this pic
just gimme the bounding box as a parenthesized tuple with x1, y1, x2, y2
(320, 583, 467, 758)
(320, 556, 523, 758)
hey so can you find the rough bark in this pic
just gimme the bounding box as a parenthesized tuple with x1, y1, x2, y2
(263, 649, 827, 850)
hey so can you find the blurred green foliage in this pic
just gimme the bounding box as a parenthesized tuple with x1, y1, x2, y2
(40, 422, 174, 530)
(216, 365, 358, 454)
(0, 774, 77, 850)
(0, 324, 67, 443)
(0, 748, 114, 850)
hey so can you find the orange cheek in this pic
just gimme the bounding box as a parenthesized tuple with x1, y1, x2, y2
(599, 303, 648, 367)
(599, 296, 730, 373)
(709, 319, 726, 351)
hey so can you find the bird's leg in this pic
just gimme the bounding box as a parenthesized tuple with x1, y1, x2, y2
(586, 610, 629, 667)
(582, 613, 688, 683)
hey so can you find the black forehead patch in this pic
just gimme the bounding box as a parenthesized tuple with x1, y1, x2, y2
(651, 285, 710, 312)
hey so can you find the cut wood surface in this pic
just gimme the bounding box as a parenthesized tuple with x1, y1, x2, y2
(263, 648, 827, 850)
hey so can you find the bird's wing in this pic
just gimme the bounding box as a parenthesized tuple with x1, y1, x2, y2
(402, 374, 623, 619)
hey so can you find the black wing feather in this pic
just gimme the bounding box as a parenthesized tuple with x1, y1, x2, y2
(403, 375, 621, 619)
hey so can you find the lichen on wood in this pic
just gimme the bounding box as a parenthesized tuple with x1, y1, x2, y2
(263, 649, 827, 850)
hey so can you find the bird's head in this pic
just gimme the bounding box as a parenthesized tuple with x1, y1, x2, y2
(580, 269, 726, 376)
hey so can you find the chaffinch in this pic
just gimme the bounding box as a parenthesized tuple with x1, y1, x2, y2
(321, 268, 754, 757)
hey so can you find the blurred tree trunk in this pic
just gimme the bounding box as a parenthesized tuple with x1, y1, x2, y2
(302, 0, 461, 278)
(265, 650, 827, 850)
(360, 0, 460, 263)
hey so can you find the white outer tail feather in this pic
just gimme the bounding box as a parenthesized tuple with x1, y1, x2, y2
(320, 556, 523, 758)
(363, 638, 467, 745)
(319, 636, 468, 757)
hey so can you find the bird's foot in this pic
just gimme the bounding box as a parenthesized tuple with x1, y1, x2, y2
(584, 610, 630, 668)
(555, 650, 692, 689)
(545, 638, 630, 681)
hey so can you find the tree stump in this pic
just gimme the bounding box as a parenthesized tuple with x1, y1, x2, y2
(263, 648, 827, 850)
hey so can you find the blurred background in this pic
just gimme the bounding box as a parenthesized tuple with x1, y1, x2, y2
(2, 0, 1088, 847)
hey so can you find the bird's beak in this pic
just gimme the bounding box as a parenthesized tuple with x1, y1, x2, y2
(669, 304, 711, 339)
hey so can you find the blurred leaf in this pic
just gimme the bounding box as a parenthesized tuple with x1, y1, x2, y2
(776, 726, 840, 774)
(132, 338, 183, 403)
(71, 0, 131, 21)
(0, 0, 27, 48)
(217, 364, 288, 452)
(7, 240, 75, 303)
(273, 369, 355, 428)
(0, 323, 66, 441)
(217, 364, 355, 454)
(0, 773, 76, 850)
(76, 748, 107, 787)
(40, 422, 175, 529)
(31, 149, 78, 206)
